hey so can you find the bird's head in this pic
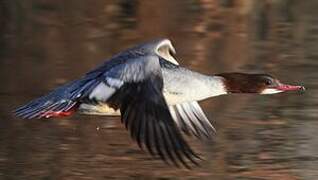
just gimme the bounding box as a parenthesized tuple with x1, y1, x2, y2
(216, 73, 305, 94)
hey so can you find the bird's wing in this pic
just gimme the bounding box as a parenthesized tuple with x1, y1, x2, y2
(104, 55, 200, 168)
(14, 49, 141, 119)
(14, 76, 102, 119)
(169, 101, 216, 139)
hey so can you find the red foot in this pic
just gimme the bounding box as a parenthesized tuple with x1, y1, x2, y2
(43, 111, 73, 118)
(41, 105, 78, 118)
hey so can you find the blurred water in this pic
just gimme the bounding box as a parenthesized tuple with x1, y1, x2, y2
(0, 0, 318, 179)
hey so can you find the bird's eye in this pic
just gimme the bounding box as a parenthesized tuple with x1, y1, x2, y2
(265, 79, 273, 85)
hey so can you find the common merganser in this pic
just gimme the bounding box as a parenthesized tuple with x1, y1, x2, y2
(14, 39, 305, 168)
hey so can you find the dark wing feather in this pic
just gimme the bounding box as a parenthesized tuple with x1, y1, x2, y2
(169, 101, 216, 139)
(105, 56, 200, 168)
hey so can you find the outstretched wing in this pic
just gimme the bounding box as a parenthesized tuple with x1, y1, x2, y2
(103, 55, 200, 168)
(14, 38, 178, 119)
(14, 49, 143, 119)
(14, 77, 101, 119)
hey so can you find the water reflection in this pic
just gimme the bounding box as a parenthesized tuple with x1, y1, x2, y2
(1, 0, 318, 179)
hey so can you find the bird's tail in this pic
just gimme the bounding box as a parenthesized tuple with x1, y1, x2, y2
(14, 78, 99, 119)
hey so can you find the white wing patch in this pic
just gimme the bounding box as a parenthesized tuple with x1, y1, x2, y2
(106, 77, 124, 88)
(89, 77, 124, 102)
(89, 82, 116, 101)
(169, 101, 215, 138)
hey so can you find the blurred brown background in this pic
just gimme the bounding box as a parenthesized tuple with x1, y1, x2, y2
(0, 0, 317, 179)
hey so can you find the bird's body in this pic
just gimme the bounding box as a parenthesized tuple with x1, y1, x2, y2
(161, 60, 226, 105)
(79, 59, 226, 115)
(15, 39, 304, 168)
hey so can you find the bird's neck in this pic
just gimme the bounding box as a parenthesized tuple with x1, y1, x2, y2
(205, 75, 228, 97)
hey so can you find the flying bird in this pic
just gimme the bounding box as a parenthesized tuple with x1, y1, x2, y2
(14, 39, 305, 168)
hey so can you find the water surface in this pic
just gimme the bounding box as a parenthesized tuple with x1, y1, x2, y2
(1, 0, 318, 179)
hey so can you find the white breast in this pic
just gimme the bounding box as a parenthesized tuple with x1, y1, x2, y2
(162, 69, 227, 105)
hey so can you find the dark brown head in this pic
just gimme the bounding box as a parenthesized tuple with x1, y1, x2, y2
(216, 73, 305, 94)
